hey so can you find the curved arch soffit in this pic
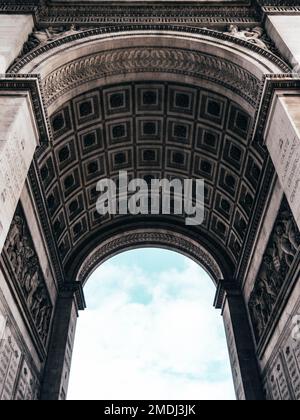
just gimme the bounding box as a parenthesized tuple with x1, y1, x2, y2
(76, 229, 224, 286)
(10, 26, 290, 114)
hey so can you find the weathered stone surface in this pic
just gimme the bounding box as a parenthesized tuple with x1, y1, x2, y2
(0, 94, 40, 254)
(1, 2, 300, 401)
(264, 92, 300, 230)
(249, 197, 300, 342)
(3, 205, 53, 347)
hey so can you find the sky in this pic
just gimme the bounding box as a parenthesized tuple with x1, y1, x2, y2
(67, 248, 235, 401)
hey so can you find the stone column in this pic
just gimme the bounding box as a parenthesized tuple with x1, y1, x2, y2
(0, 14, 33, 73)
(214, 281, 264, 401)
(263, 90, 300, 229)
(40, 283, 86, 401)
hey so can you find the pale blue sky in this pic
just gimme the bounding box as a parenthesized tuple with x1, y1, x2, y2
(68, 249, 235, 400)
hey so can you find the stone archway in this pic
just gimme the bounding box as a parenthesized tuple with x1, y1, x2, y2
(1, 16, 300, 401)
(9, 26, 289, 282)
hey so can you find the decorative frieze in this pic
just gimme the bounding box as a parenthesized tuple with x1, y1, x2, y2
(249, 197, 300, 343)
(9, 25, 290, 76)
(263, 307, 300, 400)
(225, 25, 270, 50)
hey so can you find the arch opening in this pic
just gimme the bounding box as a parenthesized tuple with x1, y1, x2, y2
(68, 248, 235, 401)
(13, 27, 282, 401)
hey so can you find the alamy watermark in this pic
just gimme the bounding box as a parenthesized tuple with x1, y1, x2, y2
(96, 171, 205, 226)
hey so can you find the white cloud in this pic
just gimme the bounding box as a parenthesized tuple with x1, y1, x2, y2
(67, 253, 235, 401)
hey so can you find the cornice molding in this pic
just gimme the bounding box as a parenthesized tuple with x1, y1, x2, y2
(258, 0, 300, 14)
(236, 157, 276, 285)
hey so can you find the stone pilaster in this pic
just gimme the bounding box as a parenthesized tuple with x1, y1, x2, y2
(214, 281, 264, 400)
(40, 283, 86, 401)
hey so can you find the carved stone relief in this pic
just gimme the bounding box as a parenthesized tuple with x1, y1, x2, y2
(40, 46, 260, 108)
(0, 306, 40, 400)
(3, 205, 52, 346)
(0, 325, 22, 400)
(249, 197, 300, 342)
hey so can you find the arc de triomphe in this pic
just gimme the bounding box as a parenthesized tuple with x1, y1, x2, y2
(0, 0, 300, 401)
